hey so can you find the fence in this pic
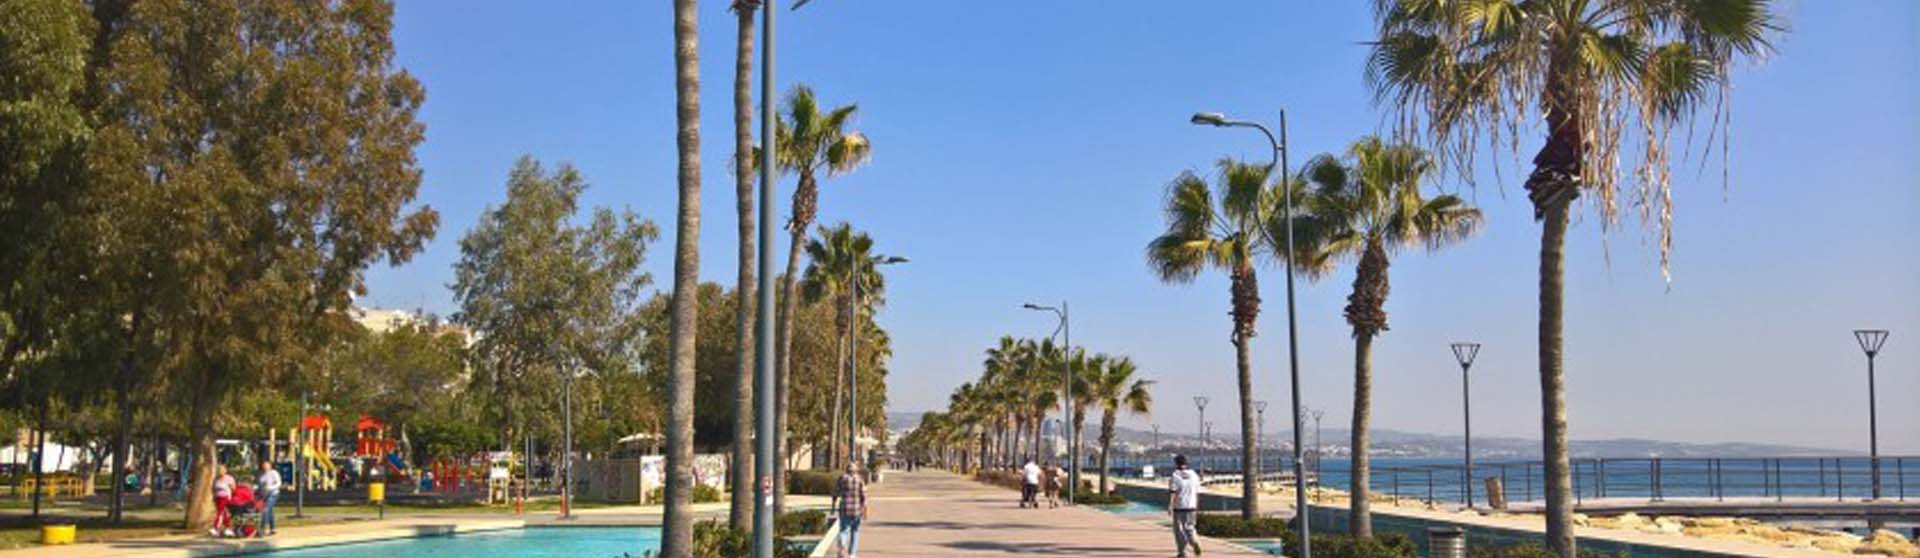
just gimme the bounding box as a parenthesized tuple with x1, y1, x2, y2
(1359, 456, 1914, 505)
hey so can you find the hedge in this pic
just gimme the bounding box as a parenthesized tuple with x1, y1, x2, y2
(777, 509, 829, 536)
(787, 470, 838, 495)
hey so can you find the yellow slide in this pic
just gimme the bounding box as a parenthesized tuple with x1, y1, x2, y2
(297, 441, 338, 490)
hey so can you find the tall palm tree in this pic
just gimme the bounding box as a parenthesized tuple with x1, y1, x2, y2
(1284, 136, 1482, 538)
(663, 0, 701, 554)
(1091, 356, 1153, 494)
(726, 0, 760, 530)
(1366, 2, 1777, 554)
(800, 222, 888, 468)
(1145, 158, 1273, 519)
(1068, 350, 1099, 484)
(773, 85, 870, 510)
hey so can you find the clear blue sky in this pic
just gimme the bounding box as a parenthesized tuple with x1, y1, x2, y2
(365, 1, 1919, 453)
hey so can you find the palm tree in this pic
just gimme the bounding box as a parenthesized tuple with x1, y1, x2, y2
(800, 223, 889, 468)
(1145, 158, 1273, 519)
(663, 0, 701, 555)
(1284, 136, 1482, 538)
(726, 0, 760, 530)
(1366, 2, 1777, 555)
(772, 85, 870, 510)
(1091, 356, 1153, 494)
(1068, 350, 1099, 486)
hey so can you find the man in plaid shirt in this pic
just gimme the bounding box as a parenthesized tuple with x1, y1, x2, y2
(833, 461, 869, 558)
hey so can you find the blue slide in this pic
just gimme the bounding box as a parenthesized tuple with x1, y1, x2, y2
(385, 452, 408, 476)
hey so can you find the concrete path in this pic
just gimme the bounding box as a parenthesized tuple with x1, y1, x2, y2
(856, 469, 1268, 557)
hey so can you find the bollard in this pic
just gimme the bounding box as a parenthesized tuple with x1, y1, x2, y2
(1428, 526, 1466, 558)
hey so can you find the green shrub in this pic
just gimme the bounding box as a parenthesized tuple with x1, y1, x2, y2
(973, 470, 1024, 490)
(787, 470, 838, 495)
(777, 509, 829, 536)
(648, 483, 724, 504)
(1072, 491, 1130, 505)
(1195, 514, 1292, 538)
(1466, 542, 1627, 558)
(1299, 532, 1417, 558)
(652, 521, 746, 558)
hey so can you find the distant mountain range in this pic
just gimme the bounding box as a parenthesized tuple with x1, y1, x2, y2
(884, 411, 1844, 458)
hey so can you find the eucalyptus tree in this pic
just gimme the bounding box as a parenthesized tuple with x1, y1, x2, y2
(1145, 158, 1275, 519)
(81, 0, 438, 528)
(1285, 137, 1481, 537)
(665, 0, 702, 551)
(772, 85, 871, 504)
(1367, 1, 1778, 553)
(1091, 356, 1153, 494)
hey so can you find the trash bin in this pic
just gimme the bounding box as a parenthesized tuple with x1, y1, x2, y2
(1428, 527, 1466, 558)
(41, 524, 76, 545)
(368, 481, 386, 503)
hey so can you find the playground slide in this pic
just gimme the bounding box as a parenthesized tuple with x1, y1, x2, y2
(384, 452, 408, 476)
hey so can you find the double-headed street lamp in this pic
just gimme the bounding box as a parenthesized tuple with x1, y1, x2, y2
(1024, 301, 1075, 504)
(1194, 396, 1210, 448)
(1450, 342, 1481, 508)
(847, 256, 907, 469)
(1852, 329, 1889, 500)
(1192, 109, 1310, 558)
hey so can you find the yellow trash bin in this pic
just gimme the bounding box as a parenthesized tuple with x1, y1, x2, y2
(368, 482, 386, 503)
(41, 524, 76, 545)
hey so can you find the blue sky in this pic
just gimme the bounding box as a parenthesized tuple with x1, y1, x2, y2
(365, 1, 1919, 453)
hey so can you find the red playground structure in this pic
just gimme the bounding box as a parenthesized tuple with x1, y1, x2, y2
(354, 415, 410, 479)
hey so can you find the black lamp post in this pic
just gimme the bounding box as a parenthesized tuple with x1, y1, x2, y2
(1024, 302, 1075, 504)
(1256, 401, 1269, 476)
(1193, 109, 1308, 558)
(847, 256, 906, 471)
(1853, 329, 1888, 500)
(1450, 342, 1481, 508)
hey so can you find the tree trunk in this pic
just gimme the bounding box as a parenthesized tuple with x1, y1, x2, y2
(183, 387, 217, 530)
(1233, 333, 1259, 520)
(1099, 410, 1116, 494)
(662, 0, 701, 555)
(726, 0, 757, 529)
(1072, 405, 1086, 485)
(773, 223, 804, 514)
(1539, 202, 1574, 558)
(829, 294, 850, 469)
(1350, 330, 1376, 538)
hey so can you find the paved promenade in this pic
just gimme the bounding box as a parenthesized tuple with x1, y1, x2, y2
(858, 469, 1268, 557)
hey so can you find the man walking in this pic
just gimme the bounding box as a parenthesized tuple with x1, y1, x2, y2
(1169, 454, 1202, 557)
(833, 461, 869, 558)
(1020, 457, 1042, 508)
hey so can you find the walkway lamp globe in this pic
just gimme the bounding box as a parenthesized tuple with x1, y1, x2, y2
(1449, 342, 1481, 508)
(1190, 108, 1309, 558)
(1852, 329, 1888, 500)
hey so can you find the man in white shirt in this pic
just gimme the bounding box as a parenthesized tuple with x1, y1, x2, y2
(1020, 458, 1042, 508)
(1168, 454, 1202, 556)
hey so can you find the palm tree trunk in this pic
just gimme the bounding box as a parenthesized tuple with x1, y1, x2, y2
(829, 294, 850, 469)
(725, 0, 757, 530)
(773, 224, 803, 514)
(1540, 202, 1574, 558)
(1350, 330, 1376, 538)
(1233, 333, 1259, 520)
(662, 0, 701, 555)
(1072, 405, 1086, 486)
(1099, 411, 1116, 494)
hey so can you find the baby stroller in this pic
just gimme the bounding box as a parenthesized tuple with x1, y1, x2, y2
(223, 484, 262, 538)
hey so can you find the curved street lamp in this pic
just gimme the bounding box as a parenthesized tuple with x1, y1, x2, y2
(1450, 342, 1481, 508)
(1852, 329, 1889, 500)
(1024, 301, 1074, 504)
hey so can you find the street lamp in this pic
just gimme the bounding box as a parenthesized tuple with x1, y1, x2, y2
(847, 255, 907, 470)
(1450, 342, 1481, 508)
(1853, 329, 1889, 500)
(1256, 401, 1269, 475)
(753, 2, 781, 555)
(1024, 301, 1075, 504)
(1309, 408, 1324, 499)
(1193, 396, 1211, 449)
(1192, 109, 1309, 558)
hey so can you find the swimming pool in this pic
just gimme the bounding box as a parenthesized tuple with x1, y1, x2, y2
(239, 527, 661, 558)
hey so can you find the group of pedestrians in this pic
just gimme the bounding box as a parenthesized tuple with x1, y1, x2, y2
(1017, 457, 1066, 508)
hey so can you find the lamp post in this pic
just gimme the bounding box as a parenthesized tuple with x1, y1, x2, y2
(1256, 401, 1269, 477)
(752, 1, 780, 554)
(1853, 329, 1889, 500)
(297, 391, 307, 519)
(1450, 342, 1481, 508)
(1309, 408, 1324, 498)
(847, 256, 906, 470)
(1024, 302, 1075, 504)
(1193, 109, 1308, 558)
(1152, 424, 1161, 452)
(562, 361, 580, 519)
(1194, 396, 1210, 449)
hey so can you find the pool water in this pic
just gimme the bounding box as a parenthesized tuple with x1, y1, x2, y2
(240, 527, 661, 558)
(1095, 500, 1170, 516)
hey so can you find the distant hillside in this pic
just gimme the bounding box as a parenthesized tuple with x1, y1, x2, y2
(885, 411, 1843, 458)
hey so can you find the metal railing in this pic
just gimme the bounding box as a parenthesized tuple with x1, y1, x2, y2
(1354, 456, 1914, 506)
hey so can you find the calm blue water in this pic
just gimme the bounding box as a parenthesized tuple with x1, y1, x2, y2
(1093, 500, 1167, 516)
(240, 527, 661, 558)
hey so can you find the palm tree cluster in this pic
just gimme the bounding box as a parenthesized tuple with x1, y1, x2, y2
(896, 337, 1152, 496)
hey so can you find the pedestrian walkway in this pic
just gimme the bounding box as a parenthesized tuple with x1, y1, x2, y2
(857, 469, 1269, 557)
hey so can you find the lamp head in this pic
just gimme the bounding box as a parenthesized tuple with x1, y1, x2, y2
(1022, 303, 1043, 310)
(1451, 342, 1482, 368)
(1854, 329, 1890, 356)
(879, 256, 909, 265)
(1190, 112, 1229, 127)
